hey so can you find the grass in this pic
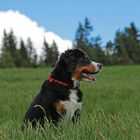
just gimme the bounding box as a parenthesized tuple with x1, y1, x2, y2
(0, 66, 140, 140)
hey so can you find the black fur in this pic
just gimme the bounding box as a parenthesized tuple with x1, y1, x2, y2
(23, 49, 91, 128)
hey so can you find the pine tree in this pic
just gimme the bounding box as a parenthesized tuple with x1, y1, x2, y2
(43, 40, 59, 67)
(8, 30, 17, 59)
(127, 23, 140, 63)
(105, 41, 115, 65)
(0, 30, 16, 67)
(114, 23, 140, 64)
(26, 38, 37, 67)
(75, 23, 85, 50)
(50, 41, 59, 66)
(75, 18, 105, 63)
(43, 39, 51, 65)
(84, 17, 93, 44)
(17, 39, 30, 67)
(75, 18, 93, 50)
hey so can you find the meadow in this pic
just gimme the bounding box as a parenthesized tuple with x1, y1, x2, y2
(0, 66, 140, 140)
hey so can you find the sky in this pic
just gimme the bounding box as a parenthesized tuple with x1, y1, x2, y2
(0, 0, 140, 54)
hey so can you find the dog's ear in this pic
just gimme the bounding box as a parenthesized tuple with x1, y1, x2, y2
(60, 50, 78, 73)
(64, 56, 77, 73)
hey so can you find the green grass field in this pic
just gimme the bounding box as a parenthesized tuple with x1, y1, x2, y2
(0, 66, 140, 140)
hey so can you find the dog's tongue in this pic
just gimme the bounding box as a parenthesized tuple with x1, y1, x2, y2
(81, 73, 96, 81)
(89, 74, 96, 81)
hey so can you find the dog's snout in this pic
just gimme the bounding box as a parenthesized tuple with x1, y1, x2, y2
(97, 63, 102, 69)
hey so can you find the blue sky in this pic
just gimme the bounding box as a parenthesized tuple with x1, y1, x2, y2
(0, 0, 140, 45)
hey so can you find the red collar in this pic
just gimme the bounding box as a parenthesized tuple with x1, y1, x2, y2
(47, 76, 71, 88)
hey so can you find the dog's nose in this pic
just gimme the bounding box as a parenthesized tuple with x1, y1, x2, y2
(97, 63, 102, 69)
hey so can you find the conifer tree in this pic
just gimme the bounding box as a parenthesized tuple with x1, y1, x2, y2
(43, 39, 59, 67)
(26, 38, 37, 67)
(17, 39, 30, 67)
(114, 23, 140, 64)
(0, 30, 16, 67)
(75, 18, 105, 63)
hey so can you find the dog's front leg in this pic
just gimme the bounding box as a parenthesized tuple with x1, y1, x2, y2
(72, 109, 80, 123)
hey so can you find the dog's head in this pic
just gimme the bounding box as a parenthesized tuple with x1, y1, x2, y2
(59, 49, 102, 82)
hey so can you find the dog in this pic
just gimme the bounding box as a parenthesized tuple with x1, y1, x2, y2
(23, 49, 102, 128)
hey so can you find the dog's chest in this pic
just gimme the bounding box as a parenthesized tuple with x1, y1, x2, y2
(60, 89, 82, 118)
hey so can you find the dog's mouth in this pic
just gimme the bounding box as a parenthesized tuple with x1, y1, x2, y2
(81, 70, 97, 82)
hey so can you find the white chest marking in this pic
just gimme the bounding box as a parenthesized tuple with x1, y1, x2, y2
(60, 89, 82, 118)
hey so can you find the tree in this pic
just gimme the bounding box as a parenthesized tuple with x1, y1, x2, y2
(26, 38, 37, 67)
(8, 30, 17, 59)
(0, 30, 17, 67)
(0, 48, 15, 68)
(105, 41, 115, 65)
(75, 17, 93, 50)
(75, 23, 85, 50)
(74, 18, 105, 63)
(16, 39, 30, 67)
(43, 40, 59, 67)
(126, 23, 140, 63)
(51, 41, 59, 66)
(114, 23, 140, 64)
(43, 39, 51, 65)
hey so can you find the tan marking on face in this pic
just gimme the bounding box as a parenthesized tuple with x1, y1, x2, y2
(72, 64, 96, 80)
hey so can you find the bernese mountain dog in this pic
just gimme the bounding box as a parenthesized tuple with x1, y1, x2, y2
(23, 49, 102, 128)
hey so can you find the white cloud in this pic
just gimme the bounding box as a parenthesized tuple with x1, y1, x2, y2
(0, 10, 73, 55)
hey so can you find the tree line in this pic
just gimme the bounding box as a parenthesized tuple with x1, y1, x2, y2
(0, 30, 59, 68)
(74, 18, 140, 65)
(0, 18, 140, 68)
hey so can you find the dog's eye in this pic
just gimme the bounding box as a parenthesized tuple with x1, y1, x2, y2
(79, 56, 91, 66)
